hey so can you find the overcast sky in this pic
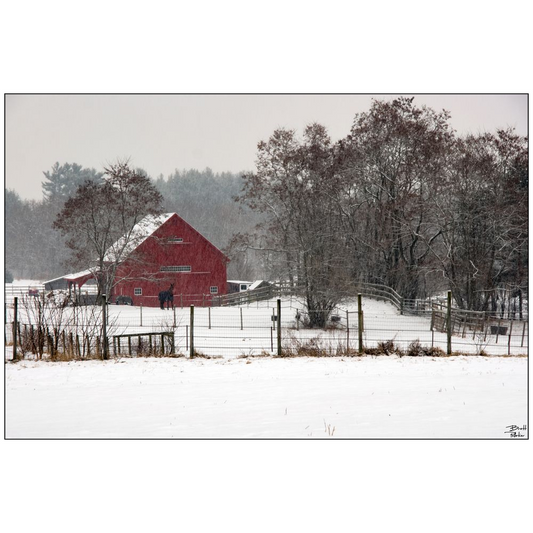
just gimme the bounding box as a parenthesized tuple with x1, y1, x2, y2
(5, 94, 528, 201)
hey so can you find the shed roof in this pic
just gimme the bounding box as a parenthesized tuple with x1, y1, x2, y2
(43, 269, 95, 288)
(248, 280, 269, 291)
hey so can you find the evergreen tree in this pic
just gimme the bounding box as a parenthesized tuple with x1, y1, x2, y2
(42, 162, 104, 203)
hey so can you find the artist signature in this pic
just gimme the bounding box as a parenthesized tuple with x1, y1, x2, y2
(504, 425, 527, 438)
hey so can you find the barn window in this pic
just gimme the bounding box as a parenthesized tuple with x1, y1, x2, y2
(134, 288, 142, 295)
(168, 237, 183, 243)
(160, 266, 191, 272)
(210, 286, 218, 294)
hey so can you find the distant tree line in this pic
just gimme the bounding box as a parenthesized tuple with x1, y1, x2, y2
(236, 97, 528, 323)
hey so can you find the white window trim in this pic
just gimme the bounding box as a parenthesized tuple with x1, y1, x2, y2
(134, 288, 142, 295)
(210, 286, 218, 294)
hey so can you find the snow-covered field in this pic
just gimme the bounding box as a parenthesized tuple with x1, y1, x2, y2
(5, 351, 527, 438)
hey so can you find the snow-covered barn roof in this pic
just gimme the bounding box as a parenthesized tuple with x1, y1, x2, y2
(103, 213, 174, 262)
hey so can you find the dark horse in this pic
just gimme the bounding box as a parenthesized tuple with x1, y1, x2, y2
(159, 283, 174, 310)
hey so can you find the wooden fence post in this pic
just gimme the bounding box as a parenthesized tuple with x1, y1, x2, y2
(102, 295, 108, 360)
(508, 320, 513, 355)
(190, 305, 194, 358)
(277, 299, 282, 356)
(346, 310, 350, 351)
(47, 329, 54, 357)
(30, 325, 35, 354)
(358, 294, 364, 354)
(12, 297, 18, 361)
(447, 291, 452, 355)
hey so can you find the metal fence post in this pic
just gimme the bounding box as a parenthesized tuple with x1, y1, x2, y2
(277, 298, 282, 356)
(190, 305, 194, 358)
(447, 291, 452, 355)
(358, 294, 363, 354)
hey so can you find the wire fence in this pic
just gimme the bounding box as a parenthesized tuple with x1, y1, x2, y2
(4, 293, 528, 361)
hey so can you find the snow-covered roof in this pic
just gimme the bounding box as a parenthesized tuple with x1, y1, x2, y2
(104, 213, 174, 262)
(248, 280, 268, 291)
(43, 269, 94, 285)
(227, 280, 253, 285)
(64, 269, 94, 281)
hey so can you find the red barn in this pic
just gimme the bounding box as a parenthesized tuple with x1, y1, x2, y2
(109, 213, 228, 307)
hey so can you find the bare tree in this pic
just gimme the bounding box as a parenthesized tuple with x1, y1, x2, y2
(432, 129, 528, 312)
(54, 160, 164, 298)
(238, 124, 349, 327)
(341, 97, 454, 300)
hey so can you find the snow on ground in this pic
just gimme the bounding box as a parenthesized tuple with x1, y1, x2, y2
(5, 351, 527, 439)
(5, 294, 528, 439)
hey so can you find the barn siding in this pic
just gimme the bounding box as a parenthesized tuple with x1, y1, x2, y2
(112, 214, 228, 307)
